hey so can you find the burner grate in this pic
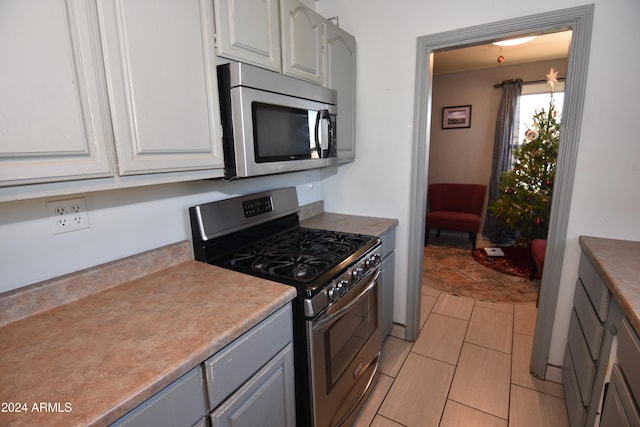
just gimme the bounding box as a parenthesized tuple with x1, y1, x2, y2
(226, 228, 372, 284)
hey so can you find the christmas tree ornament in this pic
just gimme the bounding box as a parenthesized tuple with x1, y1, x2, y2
(525, 129, 539, 141)
(546, 67, 559, 91)
(497, 46, 505, 64)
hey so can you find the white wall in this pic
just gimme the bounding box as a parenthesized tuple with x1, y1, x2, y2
(0, 170, 323, 293)
(316, 0, 640, 368)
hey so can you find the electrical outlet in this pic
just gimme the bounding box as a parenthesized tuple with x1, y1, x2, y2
(46, 197, 90, 235)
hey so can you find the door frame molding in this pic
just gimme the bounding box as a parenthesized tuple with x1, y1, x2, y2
(406, 5, 594, 377)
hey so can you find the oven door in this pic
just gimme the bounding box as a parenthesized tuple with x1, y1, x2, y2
(307, 268, 382, 427)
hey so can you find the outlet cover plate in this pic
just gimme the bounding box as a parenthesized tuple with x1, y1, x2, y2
(46, 197, 90, 235)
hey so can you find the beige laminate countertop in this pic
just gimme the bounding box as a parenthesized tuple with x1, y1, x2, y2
(0, 260, 295, 427)
(579, 236, 640, 332)
(301, 212, 399, 237)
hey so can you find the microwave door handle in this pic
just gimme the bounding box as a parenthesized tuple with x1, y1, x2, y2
(314, 110, 322, 158)
(326, 111, 334, 156)
(315, 109, 331, 158)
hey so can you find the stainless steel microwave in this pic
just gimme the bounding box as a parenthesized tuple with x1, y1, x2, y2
(217, 62, 338, 179)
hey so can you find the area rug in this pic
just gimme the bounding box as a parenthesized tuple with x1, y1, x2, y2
(423, 244, 539, 303)
(472, 245, 534, 279)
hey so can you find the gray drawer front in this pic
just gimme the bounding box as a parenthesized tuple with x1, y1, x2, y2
(600, 364, 640, 427)
(618, 318, 640, 404)
(572, 279, 604, 360)
(567, 309, 596, 405)
(111, 366, 207, 427)
(578, 254, 610, 321)
(563, 346, 587, 427)
(205, 303, 293, 409)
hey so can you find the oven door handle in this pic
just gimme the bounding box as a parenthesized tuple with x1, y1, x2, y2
(313, 269, 380, 332)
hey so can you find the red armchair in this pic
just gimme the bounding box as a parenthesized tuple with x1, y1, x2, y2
(529, 239, 547, 279)
(425, 183, 487, 250)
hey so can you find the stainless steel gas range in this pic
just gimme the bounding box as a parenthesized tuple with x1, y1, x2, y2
(189, 187, 382, 427)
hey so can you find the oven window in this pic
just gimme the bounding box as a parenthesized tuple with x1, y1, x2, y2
(324, 285, 378, 390)
(252, 102, 318, 162)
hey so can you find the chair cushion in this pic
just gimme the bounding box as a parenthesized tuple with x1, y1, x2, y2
(426, 211, 481, 232)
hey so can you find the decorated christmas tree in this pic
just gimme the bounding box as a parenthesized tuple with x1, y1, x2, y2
(488, 97, 560, 245)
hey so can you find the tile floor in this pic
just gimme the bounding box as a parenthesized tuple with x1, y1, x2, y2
(353, 286, 570, 427)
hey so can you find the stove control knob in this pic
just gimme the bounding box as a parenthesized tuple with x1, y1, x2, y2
(352, 268, 363, 280)
(328, 285, 339, 302)
(337, 280, 349, 297)
(365, 255, 380, 268)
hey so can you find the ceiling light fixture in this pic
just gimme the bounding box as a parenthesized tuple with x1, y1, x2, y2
(493, 36, 536, 47)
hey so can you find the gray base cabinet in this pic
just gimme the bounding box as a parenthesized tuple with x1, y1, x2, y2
(564, 248, 640, 427)
(379, 227, 397, 339)
(205, 303, 295, 426)
(563, 252, 622, 427)
(112, 303, 294, 427)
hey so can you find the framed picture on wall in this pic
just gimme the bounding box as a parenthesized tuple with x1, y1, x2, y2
(442, 105, 472, 129)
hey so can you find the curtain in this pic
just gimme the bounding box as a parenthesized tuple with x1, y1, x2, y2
(483, 78, 523, 244)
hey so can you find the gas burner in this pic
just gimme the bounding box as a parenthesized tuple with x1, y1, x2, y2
(223, 228, 373, 285)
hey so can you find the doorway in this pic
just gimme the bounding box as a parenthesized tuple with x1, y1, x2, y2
(406, 5, 594, 378)
(428, 33, 569, 247)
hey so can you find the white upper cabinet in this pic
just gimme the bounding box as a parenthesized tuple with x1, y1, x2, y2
(0, 0, 113, 186)
(214, 0, 281, 72)
(324, 23, 356, 163)
(280, 0, 324, 85)
(98, 0, 224, 175)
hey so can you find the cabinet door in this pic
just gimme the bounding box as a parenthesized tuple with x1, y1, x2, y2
(280, 0, 324, 84)
(209, 343, 296, 427)
(98, 0, 224, 175)
(0, 0, 113, 186)
(324, 23, 356, 163)
(600, 365, 640, 427)
(214, 0, 281, 71)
